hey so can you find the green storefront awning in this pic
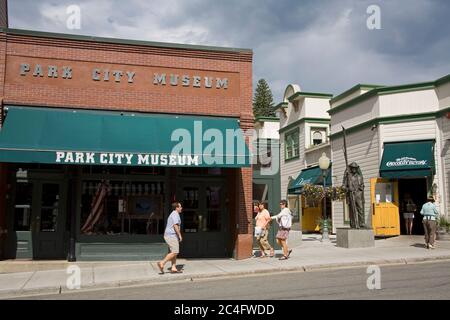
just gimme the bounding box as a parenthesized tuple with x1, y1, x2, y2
(288, 165, 332, 194)
(0, 106, 251, 167)
(380, 140, 435, 178)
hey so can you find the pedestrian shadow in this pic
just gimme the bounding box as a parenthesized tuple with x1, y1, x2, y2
(410, 243, 427, 249)
(166, 264, 185, 272)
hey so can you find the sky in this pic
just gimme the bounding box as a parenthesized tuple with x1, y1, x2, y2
(8, 0, 450, 102)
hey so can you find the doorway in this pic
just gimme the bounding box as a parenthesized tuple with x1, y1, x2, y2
(177, 182, 227, 258)
(9, 178, 67, 259)
(398, 178, 427, 235)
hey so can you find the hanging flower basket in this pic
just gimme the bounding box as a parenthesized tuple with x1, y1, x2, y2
(302, 184, 346, 202)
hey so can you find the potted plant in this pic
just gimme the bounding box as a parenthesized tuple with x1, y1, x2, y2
(436, 216, 450, 241)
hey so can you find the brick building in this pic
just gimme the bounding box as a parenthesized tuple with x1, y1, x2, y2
(0, 2, 254, 261)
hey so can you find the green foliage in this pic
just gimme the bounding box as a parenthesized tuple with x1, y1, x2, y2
(438, 216, 450, 232)
(253, 79, 275, 118)
(302, 184, 346, 203)
(316, 217, 332, 231)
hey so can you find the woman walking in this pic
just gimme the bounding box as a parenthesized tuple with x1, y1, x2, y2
(271, 200, 293, 260)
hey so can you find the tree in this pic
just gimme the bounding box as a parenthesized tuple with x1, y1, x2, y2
(253, 79, 275, 118)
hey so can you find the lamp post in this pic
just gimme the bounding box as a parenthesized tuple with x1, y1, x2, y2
(319, 152, 330, 242)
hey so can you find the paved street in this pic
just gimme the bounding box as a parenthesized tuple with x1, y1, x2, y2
(17, 260, 450, 300)
(2, 235, 450, 299)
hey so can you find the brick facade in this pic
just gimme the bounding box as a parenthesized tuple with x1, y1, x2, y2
(0, 29, 254, 259)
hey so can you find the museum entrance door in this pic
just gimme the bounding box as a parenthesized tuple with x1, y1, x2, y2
(178, 182, 227, 258)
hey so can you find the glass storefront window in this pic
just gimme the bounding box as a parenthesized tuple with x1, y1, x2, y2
(205, 186, 222, 232)
(14, 181, 33, 231)
(375, 182, 394, 203)
(80, 180, 165, 235)
(40, 183, 60, 232)
(288, 195, 300, 222)
(182, 187, 199, 233)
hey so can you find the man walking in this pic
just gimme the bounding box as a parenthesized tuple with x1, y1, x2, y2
(158, 202, 183, 274)
(420, 196, 439, 249)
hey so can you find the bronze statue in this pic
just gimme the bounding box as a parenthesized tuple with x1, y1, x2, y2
(342, 126, 366, 229)
(343, 162, 366, 229)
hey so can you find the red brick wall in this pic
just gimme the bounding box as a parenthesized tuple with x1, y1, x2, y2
(2, 32, 252, 119)
(0, 30, 254, 259)
(0, 32, 6, 127)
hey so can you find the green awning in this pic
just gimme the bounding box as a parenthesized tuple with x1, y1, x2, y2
(0, 106, 251, 167)
(380, 140, 435, 178)
(288, 165, 332, 194)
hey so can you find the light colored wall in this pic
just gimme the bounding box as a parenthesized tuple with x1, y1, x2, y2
(331, 88, 372, 109)
(439, 116, 450, 218)
(255, 121, 280, 140)
(436, 82, 450, 109)
(305, 144, 331, 167)
(378, 89, 439, 117)
(280, 123, 305, 199)
(303, 98, 331, 119)
(331, 127, 380, 231)
(330, 95, 378, 135)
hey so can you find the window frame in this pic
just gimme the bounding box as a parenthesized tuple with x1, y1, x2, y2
(310, 127, 327, 147)
(284, 128, 300, 161)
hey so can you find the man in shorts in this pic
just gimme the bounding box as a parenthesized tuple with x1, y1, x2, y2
(158, 202, 183, 274)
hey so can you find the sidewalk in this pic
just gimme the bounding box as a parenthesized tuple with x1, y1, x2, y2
(1, 235, 450, 298)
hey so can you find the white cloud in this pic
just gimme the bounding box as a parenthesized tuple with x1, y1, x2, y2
(8, 0, 450, 101)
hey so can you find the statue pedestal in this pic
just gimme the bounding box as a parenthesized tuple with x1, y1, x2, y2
(336, 228, 375, 249)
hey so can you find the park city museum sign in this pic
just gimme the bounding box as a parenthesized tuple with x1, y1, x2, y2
(5, 56, 239, 97)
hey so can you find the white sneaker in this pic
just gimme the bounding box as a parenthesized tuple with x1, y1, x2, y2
(429, 244, 435, 249)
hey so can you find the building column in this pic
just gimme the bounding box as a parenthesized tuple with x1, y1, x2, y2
(234, 113, 254, 260)
(0, 163, 8, 260)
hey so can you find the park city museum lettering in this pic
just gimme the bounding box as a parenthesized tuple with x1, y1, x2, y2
(6, 56, 238, 96)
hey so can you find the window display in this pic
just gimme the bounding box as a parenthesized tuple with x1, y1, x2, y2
(80, 180, 165, 235)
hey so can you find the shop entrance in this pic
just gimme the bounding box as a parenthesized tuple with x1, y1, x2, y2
(178, 182, 227, 258)
(9, 177, 67, 259)
(398, 178, 427, 235)
(371, 178, 400, 237)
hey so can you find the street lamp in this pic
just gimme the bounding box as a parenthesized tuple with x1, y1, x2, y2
(318, 152, 330, 242)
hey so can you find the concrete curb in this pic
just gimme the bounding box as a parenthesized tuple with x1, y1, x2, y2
(2, 255, 450, 299)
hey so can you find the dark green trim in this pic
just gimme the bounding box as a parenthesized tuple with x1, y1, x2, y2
(288, 92, 333, 102)
(330, 111, 438, 138)
(330, 84, 382, 105)
(329, 79, 443, 116)
(279, 118, 329, 134)
(254, 116, 279, 123)
(303, 118, 331, 124)
(274, 102, 288, 111)
(1, 28, 253, 54)
(377, 82, 435, 96)
(436, 74, 450, 87)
